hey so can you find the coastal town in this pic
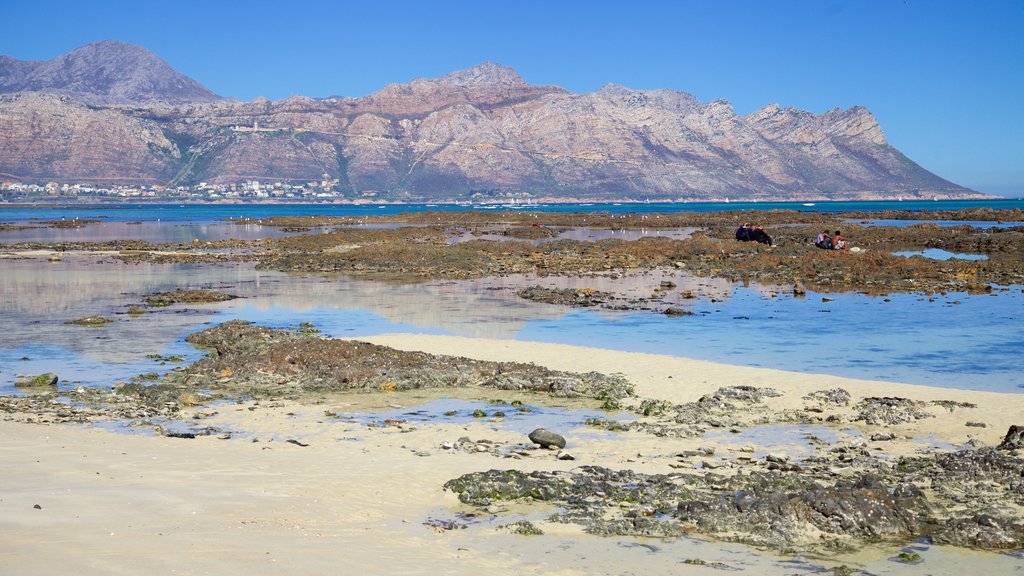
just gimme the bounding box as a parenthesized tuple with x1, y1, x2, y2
(0, 178, 356, 202)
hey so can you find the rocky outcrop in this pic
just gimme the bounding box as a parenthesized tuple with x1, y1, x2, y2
(0, 43, 981, 200)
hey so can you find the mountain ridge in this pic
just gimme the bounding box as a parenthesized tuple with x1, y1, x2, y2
(0, 41, 984, 201)
(0, 40, 223, 105)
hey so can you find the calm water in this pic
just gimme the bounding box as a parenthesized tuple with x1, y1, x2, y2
(0, 256, 1020, 394)
(1, 198, 1022, 224)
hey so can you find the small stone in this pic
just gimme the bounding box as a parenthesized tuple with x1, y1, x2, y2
(556, 451, 575, 461)
(870, 432, 896, 441)
(528, 428, 566, 449)
(33, 504, 41, 510)
(965, 421, 987, 428)
(441, 441, 454, 450)
(475, 444, 488, 453)
(765, 453, 789, 463)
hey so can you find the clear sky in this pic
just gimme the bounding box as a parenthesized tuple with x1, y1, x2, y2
(2, 0, 1022, 196)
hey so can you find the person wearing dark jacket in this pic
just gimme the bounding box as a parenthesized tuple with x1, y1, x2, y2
(735, 222, 752, 241)
(749, 225, 773, 246)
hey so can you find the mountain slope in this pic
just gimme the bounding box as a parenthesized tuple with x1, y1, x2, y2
(0, 44, 982, 200)
(0, 40, 223, 105)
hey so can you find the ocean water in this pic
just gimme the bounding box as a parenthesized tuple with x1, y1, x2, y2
(1, 198, 1022, 224)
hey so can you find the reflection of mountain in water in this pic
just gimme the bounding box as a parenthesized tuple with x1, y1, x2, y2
(0, 256, 748, 366)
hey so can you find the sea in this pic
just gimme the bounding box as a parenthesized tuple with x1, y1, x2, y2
(1, 199, 1022, 394)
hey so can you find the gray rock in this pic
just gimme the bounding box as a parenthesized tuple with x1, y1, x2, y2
(528, 428, 566, 449)
(556, 451, 575, 461)
(14, 373, 58, 388)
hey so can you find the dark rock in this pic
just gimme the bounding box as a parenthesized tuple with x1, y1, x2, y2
(516, 286, 609, 307)
(804, 388, 851, 406)
(932, 514, 1024, 549)
(145, 289, 238, 307)
(997, 425, 1024, 450)
(855, 396, 934, 425)
(529, 428, 566, 449)
(663, 307, 693, 317)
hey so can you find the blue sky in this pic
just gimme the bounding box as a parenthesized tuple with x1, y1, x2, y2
(2, 0, 1021, 195)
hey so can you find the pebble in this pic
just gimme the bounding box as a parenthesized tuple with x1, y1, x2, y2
(556, 451, 575, 461)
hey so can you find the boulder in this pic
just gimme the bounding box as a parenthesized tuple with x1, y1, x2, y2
(15, 373, 58, 388)
(528, 428, 566, 449)
(997, 425, 1024, 450)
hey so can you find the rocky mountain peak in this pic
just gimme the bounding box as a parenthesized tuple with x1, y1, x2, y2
(0, 40, 223, 105)
(438, 61, 525, 87)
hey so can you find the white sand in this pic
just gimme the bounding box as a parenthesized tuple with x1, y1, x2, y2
(2, 336, 1021, 575)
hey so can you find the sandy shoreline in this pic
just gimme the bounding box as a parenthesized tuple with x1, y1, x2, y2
(2, 335, 1022, 574)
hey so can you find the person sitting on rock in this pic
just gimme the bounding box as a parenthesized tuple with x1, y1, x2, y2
(735, 222, 753, 241)
(815, 229, 833, 249)
(832, 230, 848, 250)
(749, 225, 773, 246)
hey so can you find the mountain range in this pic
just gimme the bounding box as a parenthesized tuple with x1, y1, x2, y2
(0, 41, 984, 201)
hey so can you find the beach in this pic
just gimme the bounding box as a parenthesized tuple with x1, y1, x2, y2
(3, 335, 1022, 575)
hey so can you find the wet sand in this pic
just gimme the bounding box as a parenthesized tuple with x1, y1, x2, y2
(2, 337, 1022, 575)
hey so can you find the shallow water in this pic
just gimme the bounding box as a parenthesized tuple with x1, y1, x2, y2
(702, 424, 859, 461)
(0, 221, 312, 243)
(333, 398, 627, 438)
(894, 248, 989, 261)
(849, 219, 1024, 229)
(1, 256, 1022, 393)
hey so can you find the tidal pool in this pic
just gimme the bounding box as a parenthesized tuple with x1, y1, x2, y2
(1, 256, 1021, 394)
(893, 248, 989, 261)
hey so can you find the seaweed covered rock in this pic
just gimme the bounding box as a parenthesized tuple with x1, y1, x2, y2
(932, 514, 1024, 548)
(14, 373, 58, 389)
(177, 320, 634, 402)
(145, 289, 238, 307)
(516, 286, 610, 307)
(67, 315, 112, 327)
(446, 448, 1024, 553)
(854, 396, 935, 425)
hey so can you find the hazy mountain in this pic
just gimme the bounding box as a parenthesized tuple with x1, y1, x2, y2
(0, 40, 223, 105)
(0, 43, 982, 200)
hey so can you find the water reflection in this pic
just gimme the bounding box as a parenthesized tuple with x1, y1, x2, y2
(894, 249, 989, 261)
(1, 255, 1021, 393)
(0, 221, 318, 243)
